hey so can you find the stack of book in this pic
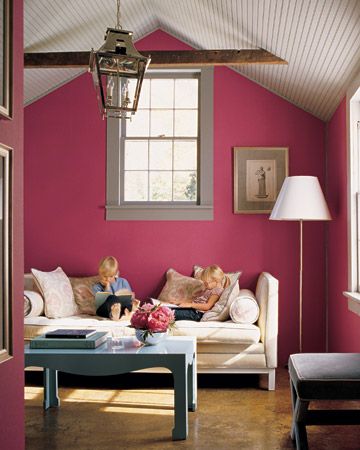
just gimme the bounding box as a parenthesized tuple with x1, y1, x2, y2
(30, 329, 108, 349)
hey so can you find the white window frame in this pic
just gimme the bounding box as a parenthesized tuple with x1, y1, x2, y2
(343, 71, 360, 316)
(106, 68, 214, 221)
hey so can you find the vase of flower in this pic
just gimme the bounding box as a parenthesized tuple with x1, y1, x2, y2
(135, 329, 167, 345)
(130, 303, 175, 346)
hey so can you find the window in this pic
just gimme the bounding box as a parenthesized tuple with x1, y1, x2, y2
(0, 143, 12, 364)
(106, 68, 213, 220)
(344, 74, 360, 315)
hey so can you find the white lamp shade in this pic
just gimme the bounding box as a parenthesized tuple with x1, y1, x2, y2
(270, 176, 331, 221)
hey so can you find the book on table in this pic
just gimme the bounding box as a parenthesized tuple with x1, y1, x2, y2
(45, 329, 97, 339)
(30, 332, 108, 349)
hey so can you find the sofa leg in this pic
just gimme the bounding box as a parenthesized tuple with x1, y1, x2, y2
(268, 369, 276, 390)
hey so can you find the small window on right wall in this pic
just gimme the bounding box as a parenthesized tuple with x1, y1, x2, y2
(344, 74, 360, 315)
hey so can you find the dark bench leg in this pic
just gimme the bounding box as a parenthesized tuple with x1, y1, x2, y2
(290, 379, 309, 450)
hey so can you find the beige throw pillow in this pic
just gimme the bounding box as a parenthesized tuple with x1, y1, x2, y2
(193, 265, 242, 322)
(158, 268, 204, 304)
(70, 275, 99, 315)
(31, 267, 79, 319)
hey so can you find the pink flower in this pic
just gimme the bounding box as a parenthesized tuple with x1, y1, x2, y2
(130, 304, 174, 332)
(148, 317, 168, 333)
(130, 310, 148, 329)
(140, 303, 154, 313)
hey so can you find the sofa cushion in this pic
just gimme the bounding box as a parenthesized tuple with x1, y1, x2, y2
(158, 268, 204, 304)
(193, 265, 241, 322)
(24, 290, 44, 317)
(70, 275, 99, 315)
(172, 320, 260, 344)
(24, 316, 260, 345)
(229, 289, 260, 324)
(31, 267, 79, 319)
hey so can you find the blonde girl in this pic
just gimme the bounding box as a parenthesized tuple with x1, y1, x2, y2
(174, 264, 225, 322)
(93, 256, 134, 320)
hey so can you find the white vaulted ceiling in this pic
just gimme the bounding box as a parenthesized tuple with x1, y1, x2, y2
(24, 0, 360, 121)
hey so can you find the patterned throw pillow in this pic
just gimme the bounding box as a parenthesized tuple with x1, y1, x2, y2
(158, 268, 204, 304)
(31, 267, 79, 319)
(193, 265, 242, 322)
(70, 275, 100, 315)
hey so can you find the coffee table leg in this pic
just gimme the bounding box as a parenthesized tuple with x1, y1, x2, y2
(187, 352, 197, 412)
(172, 364, 188, 440)
(43, 368, 60, 410)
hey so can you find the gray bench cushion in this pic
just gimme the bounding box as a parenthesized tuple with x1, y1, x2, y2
(289, 353, 360, 400)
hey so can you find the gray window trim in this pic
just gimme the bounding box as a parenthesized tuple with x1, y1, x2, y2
(106, 67, 214, 221)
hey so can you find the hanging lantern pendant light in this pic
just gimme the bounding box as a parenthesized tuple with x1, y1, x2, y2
(89, 0, 151, 119)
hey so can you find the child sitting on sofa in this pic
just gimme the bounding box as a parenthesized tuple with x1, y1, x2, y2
(93, 256, 138, 321)
(174, 264, 225, 322)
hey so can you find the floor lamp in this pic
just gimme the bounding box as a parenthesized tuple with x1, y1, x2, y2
(269, 176, 331, 353)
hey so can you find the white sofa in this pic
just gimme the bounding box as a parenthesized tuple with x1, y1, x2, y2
(24, 272, 279, 390)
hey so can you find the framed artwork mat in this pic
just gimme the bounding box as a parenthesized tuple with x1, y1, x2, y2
(233, 147, 288, 214)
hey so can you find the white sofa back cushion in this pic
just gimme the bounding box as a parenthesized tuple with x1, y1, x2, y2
(230, 289, 260, 324)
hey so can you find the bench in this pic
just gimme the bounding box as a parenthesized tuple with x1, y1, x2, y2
(288, 353, 360, 450)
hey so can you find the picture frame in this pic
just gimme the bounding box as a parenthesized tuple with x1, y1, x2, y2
(0, 143, 12, 364)
(233, 147, 288, 214)
(0, 0, 12, 119)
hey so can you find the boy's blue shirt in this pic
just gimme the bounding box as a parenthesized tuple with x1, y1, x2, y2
(93, 277, 132, 295)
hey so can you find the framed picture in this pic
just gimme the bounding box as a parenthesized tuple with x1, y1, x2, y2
(233, 147, 288, 214)
(0, 0, 12, 119)
(0, 143, 12, 364)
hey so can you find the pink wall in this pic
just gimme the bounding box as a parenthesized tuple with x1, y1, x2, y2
(0, 0, 24, 449)
(327, 98, 360, 350)
(25, 30, 326, 365)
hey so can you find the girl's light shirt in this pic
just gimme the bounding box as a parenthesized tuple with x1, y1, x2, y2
(92, 277, 132, 295)
(193, 286, 224, 304)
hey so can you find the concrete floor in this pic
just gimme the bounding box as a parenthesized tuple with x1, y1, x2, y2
(25, 368, 360, 450)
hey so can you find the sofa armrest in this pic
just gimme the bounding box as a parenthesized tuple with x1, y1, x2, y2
(256, 272, 279, 368)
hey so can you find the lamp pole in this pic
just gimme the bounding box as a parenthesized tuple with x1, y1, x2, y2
(269, 176, 331, 355)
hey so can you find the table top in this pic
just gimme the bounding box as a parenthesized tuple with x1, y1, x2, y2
(25, 335, 196, 357)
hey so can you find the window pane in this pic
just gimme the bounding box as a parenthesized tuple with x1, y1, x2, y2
(174, 110, 198, 136)
(125, 140, 148, 170)
(124, 171, 148, 201)
(126, 110, 150, 137)
(174, 141, 197, 170)
(175, 79, 198, 108)
(137, 79, 150, 109)
(173, 171, 197, 201)
(151, 79, 174, 108)
(149, 141, 172, 170)
(151, 110, 173, 137)
(149, 171, 172, 201)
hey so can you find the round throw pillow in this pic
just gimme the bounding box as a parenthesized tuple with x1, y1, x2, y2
(229, 289, 259, 324)
(24, 290, 44, 317)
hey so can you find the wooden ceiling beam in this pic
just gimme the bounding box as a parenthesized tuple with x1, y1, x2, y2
(24, 49, 287, 69)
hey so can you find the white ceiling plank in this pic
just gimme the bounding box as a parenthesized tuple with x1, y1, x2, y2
(24, 0, 360, 120)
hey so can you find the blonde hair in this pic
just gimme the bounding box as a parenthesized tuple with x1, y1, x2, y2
(200, 265, 224, 283)
(98, 256, 119, 277)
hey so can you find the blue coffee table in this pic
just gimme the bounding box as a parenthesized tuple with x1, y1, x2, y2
(25, 336, 197, 440)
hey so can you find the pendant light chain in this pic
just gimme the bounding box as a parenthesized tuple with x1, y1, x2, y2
(116, 0, 122, 29)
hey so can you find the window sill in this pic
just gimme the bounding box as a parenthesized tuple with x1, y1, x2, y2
(343, 291, 360, 316)
(106, 205, 214, 221)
